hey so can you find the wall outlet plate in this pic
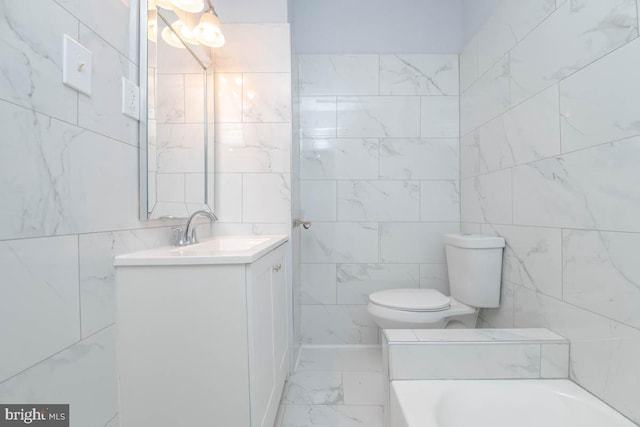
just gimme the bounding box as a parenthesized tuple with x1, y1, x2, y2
(62, 34, 92, 96)
(122, 77, 140, 121)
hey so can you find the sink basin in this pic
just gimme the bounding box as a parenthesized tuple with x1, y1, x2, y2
(114, 235, 288, 266)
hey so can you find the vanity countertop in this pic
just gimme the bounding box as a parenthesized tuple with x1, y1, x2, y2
(114, 235, 288, 267)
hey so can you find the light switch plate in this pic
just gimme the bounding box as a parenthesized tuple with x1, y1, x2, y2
(62, 34, 92, 96)
(122, 77, 140, 120)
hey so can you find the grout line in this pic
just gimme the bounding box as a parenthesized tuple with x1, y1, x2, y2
(77, 235, 82, 339)
(103, 413, 118, 427)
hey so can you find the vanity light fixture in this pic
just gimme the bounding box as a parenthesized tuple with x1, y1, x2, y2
(171, 0, 205, 13)
(155, 0, 174, 10)
(147, 10, 158, 43)
(161, 24, 186, 48)
(194, 0, 225, 48)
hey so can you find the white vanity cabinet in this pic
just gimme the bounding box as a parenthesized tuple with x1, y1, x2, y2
(115, 236, 290, 427)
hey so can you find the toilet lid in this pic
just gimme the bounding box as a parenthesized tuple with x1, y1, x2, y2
(369, 289, 451, 312)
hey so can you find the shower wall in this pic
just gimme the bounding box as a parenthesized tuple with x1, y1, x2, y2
(459, 0, 640, 422)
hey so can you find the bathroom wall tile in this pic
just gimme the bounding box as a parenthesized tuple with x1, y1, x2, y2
(419, 264, 450, 295)
(380, 222, 459, 264)
(156, 124, 205, 173)
(420, 181, 460, 222)
(184, 74, 206, 124)
(281, 371, 343, 405)
(185, 172, 207, 206)
(298, 55, 379, 96)
(300, 263, 337, 305)
(459, 35, 479, 93)
(297, 346, 382, 372)
(337, 180, 420, 222)
(541, 344, 570, 378)
(215, 73, 243, 123)
(301, 305, 379, 344)
(461, 85, 561, 179)
(78, 25, 138, 147)
(300, 96, 338, 138)
(410, 328, 566, 343)
(512, 136, 640, 231)
(420, 97, 459, 138)
(301, 222, 379, 263)
(300, 180, 337, 221)
(0, 235, 79, 382)
(560, 37, 640, 152)
(242, 173, 291, 223)
(212, 24, 291, 72)
(379, 138, 459, 180)
(476, 0, 556, 76)
(389, 343, 541, 380)
(215, 123, 291, 173)
(0, 0, 78, 123)
(300, 138, 379, 180)
(242, 73, 292, 123)
(337, 264, 420, 304)
(337, 97, 421, 138)
(281, 405, 384, 427)
(156, 74, 185, 124)
(105, 415, 119, 427)
(602, 323, 640, 422)
(563, 229, 640, 330)
(461, 55, 510, 134)
(384, 330, 419, 343)
(213, 173, 243, 222)
(343, 371, 384, 405)
(479, 280, 515, 328)
(460, 169, 512, 224)
(482, 225, 562, 299)
(510, 0, 638, 105)
(0, 326, 118, 427)
(155, 173, 185, 203)
(78, 228, 172, 338)
(461, 222, 482, 234)
(379, 54, 459, 96)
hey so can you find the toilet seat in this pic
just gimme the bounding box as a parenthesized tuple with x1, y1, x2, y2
(369, 289, 451, 312)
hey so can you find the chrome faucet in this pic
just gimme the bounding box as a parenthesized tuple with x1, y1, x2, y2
(174, 210, 219, 246)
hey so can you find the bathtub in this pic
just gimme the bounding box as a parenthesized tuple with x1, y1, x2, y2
(390, 379, 637, 427)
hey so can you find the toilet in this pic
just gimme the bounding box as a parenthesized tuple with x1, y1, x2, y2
(367, 234, 505, 329)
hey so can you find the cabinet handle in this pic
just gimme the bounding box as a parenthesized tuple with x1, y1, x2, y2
(273, 264, 282, 272)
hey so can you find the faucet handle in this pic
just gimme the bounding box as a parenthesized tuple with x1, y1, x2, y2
(172, 226, 186, 246)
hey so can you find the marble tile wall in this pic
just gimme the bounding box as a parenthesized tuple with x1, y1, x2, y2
(296, 54, 461, 345)
(460, 0, 640, 422)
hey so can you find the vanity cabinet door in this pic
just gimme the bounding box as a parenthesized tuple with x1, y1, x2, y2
(271, 245, 289, 389)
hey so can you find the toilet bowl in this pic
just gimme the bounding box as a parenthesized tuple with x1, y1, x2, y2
(367, 234, 505, 330)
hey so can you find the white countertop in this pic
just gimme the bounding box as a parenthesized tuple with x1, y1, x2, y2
(114, 235, 288, 266)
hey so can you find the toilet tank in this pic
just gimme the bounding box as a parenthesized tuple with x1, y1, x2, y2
(444, 234, 505, 308)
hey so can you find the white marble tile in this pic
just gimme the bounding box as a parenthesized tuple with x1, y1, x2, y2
(419, 264, 450, 295)
(282, 371, 343, 405)
(560, 37, 640, 152)
(379, 138, 459, 180)
(603, 323, 640, 423)
(213, 173, 242, 222)
(155, 173, 185, 203)
(301, 305, 379, 345)
(212, 24, 291, 72)
(380, 222, 459, 263)
(420, 181, 460, 222)
(337, 97, 421, 138)
(297, 347, 382, 372)
(563, 229, 640, 329)
(410, 328, 565, 343)
(300, 181, 337, 221)
(185, 173, 206, 205)
(300, 138, 379, 180)
(0, 235, 79, 381)
(420, 96, 459, 138)
(298, 55, 379, 96)
(461, 55, 510, 134)
(0, 0, 78, 123)
(0, 326, 118, 427)
(214, 73, 243, 123)
(300, 96, 338, 138)
(78, 228, 172, 338)
(242, 173, 290, 223)
(460, 169, 512, 224)
(156, 124, 205, 173)
(281, 405, 383, 427)
(337, 180, 420, 221)
(541, 344, 570, 378)
(510, 0, 638, 105)
(379, 54, 459, 96)
(215, 123, 291, 173)
(78, 25, 138, 147)
(476, 0, 556, 76)
(301, 222, 378, 263)
(156, 74, 185, 124)
(384, 330, 419, 342)
(104, 415, 119, 427)
(300, 264, 337, 305)
(512, 136, 640, 231)
(481, 225, 562, 299)
(184, 74, 206, 124)
(389, 343, 541, 380)
(479, 280, 515, 328)
(243, 73, 292, 123)
(343, 371, 384, 405)
(337, 264, 420, 304)
(459, 35, 479, 93)
(461, 85, 561, 179)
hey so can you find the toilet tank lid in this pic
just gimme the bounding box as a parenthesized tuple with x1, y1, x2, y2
(444, 234, 505, 249)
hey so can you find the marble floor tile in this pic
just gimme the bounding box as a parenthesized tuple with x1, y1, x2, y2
(297, 347, 382, 372)
(280, 405, 384, 427)
(281, 372, 344, 405)
(342, 371, 385, 405)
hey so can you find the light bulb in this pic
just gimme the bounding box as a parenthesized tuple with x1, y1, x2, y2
(194, 11, 225, 48)
(161, 25, 186, 49)
(171, 0, 204, 13)
(147, 10, 158, 43)
(147, 0, 157, 10)
(155, 0, 174, 10)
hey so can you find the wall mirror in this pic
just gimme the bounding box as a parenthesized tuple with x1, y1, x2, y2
(140, 2, 215, 219)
